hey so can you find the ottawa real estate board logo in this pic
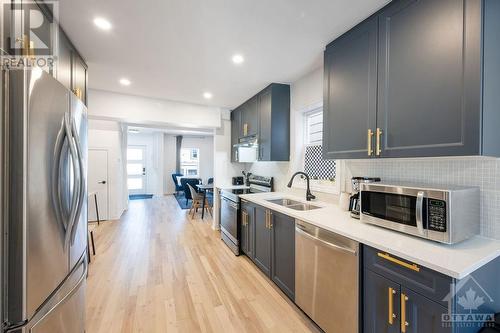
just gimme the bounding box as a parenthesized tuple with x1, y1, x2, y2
(442, 275, 496, 328)
(1, 1, 58, 70)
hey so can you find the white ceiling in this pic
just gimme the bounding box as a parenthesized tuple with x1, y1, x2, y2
(59, 0, 390, 109)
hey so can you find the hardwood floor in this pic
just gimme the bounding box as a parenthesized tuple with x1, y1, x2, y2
(86, 195, 319, 333)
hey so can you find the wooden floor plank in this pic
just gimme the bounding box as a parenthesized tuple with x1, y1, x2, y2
(86, 195, 319, 333)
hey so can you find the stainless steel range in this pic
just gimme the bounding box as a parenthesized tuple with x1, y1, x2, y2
(220, 175, 273, 255)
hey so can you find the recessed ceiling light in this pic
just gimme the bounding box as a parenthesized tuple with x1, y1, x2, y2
(93, 17, 112, 31)
(119, 78, 131, 86)
(203, 92, 213, 99)
(232, 54, 244, 64)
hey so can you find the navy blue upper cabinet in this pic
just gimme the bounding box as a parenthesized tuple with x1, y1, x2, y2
(230, 109, 241, 162)
(258, 84, 290, 161)
(323, 16, 378, 159)
(240, 97, 259, 138)
(377, 0, 480, 158)
(323, 0, 500, 159)
(230, 83, 290, 162)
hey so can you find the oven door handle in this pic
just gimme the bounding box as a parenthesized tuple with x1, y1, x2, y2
(222, 196, 238, 210)
(416, 191, 425, 236)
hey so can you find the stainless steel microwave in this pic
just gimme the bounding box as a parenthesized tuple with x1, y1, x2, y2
(359, 183, 479, 244)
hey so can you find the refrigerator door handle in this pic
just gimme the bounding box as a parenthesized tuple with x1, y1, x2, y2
(64, 113, 81, 250)
(51, 117, 68, 233)
(69, 117, 86, 245)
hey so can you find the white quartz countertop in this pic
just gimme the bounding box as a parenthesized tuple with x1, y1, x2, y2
(239, 192, 500, 279)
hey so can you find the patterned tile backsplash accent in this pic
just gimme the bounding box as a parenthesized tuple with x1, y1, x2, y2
(304, 145, 336, 180)
(344, 157, 500, 240)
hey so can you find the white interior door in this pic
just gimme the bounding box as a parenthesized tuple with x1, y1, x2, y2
(127, 145, 147, 195)
(88, 149, 109, 221)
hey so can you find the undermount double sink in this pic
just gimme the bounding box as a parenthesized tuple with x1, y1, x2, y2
(266, 198, 321, 211)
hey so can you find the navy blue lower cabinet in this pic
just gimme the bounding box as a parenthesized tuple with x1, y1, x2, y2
(363, 245, 500, 332)
(240, 200, 255, 259)
(270, 211, 295, 300)
(363, 269, 401, 333)
(364, 269, 451, 333)
(253, 206, 271, 277)
(403, 287, 450, 333)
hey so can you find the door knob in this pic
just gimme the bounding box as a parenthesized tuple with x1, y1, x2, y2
(98, 181, 107, 184)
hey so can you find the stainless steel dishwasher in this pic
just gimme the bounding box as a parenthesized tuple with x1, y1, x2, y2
(295, 220, 359, 333)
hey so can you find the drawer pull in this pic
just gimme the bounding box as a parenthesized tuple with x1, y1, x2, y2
(377, 252, 420, 272)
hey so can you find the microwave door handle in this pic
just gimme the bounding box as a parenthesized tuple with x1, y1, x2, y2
(416, 191, 425, 236)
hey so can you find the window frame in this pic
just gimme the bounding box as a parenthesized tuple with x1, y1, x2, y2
(180, 147, 200, 177)
(294, 103, 341, 195)
(304, 108, 324, 146)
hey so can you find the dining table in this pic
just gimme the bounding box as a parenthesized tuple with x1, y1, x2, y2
(196, 184, 214, 219)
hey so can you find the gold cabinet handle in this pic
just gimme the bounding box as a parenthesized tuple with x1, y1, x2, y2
(243, 123, 248, 136)
(17, 35, 34, 56)
(268, 211, 273, 229)
(376, 127, 382, 156)
(73, 88, 83, 99)
(401, 293, 408, 332)
(265, 210, 269, 229)
(388, 287, 396, 325)
(377, 252, 420, 272)
(367, 129, 373, 156)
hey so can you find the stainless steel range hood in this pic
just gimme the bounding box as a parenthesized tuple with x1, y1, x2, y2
(234, 135, 258, 162)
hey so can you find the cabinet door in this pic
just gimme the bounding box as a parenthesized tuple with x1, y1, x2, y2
(377, 0, 480, 158)
(230, 109, 241, 162)
(253, 206, 271, 277)
(258, 88, 272, 161)
(363, 269, 401, 333)
(241, 97, 259, 137)
(323, 16, 378, 159)
(71, 51, 87, 105)
(270, 211, 295, 300)
(402, 287, 451, 333)
(240, 208, 248, 255)
(240, 201, 255, 259)
(56, 29, 72, 90)
(1, 1, 12, 55)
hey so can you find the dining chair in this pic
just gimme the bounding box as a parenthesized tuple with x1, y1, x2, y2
(187, 184, 212, 218)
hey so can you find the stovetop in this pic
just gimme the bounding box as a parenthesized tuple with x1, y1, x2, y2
(221, 174, 273, 202)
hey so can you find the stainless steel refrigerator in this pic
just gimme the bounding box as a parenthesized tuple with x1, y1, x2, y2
(1, 68, 88, 333)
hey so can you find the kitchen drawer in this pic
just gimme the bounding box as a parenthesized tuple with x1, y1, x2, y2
(363, 245, 452, 307)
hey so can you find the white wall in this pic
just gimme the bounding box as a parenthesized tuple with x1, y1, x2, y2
(88, 119, 127, 220)
(214, 111, 242, 187)
(128, 132, 165, 196)
(181, 136, 214, 185)
(163, 135, 177, 194)
(88, 89, 222, 129)
(213, 112, 243, 229)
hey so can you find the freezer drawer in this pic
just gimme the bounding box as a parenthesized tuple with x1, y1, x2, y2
(295, 220, 360, 333)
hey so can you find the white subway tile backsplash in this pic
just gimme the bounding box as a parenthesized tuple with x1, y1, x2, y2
(344, 157, 500, 240)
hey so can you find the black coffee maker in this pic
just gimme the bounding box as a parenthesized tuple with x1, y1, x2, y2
(349, 177, 381, 219)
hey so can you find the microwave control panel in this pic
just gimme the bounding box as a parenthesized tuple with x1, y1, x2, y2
(427, 199, 447, 232)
